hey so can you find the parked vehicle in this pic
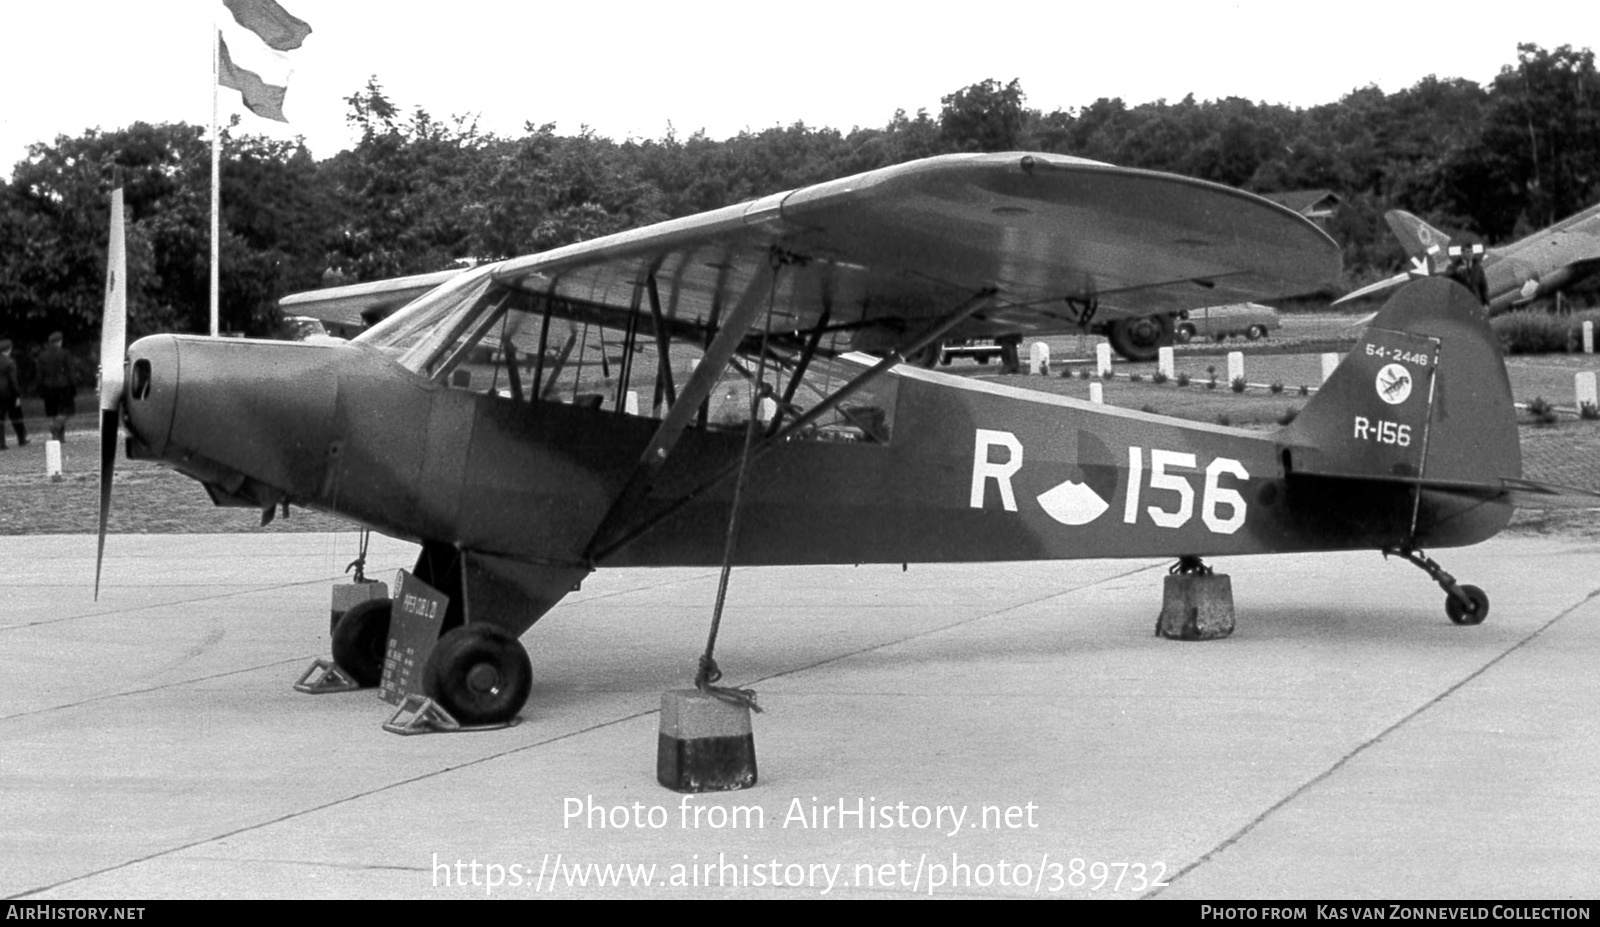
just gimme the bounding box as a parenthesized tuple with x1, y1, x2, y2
(1174, 303, 1280, 343)
(939, 338, 1001, 364)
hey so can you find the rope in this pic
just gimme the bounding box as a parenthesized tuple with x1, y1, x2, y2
(345, 528, 371, 583)
(695, 256, 787, 712)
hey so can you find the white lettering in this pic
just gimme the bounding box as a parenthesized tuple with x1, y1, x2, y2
(1123, 446, 1144, 524)
(970, 430, 1022, 511)
(1202, 458, 1249, 534)
(1146, 450, 1196, 528)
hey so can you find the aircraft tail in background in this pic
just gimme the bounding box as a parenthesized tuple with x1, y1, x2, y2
(1384, 210, 1455, 264)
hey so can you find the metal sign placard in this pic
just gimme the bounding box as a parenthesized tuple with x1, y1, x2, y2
(379, 570, 449, 706)
(1337, 327, 1440, 481)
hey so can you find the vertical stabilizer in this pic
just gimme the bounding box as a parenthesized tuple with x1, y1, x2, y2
(1385, 210, 1454, 266)
(1283, 277, 1518, 488)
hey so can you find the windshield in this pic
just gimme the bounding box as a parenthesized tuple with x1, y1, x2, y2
(356, 264, 501, 365)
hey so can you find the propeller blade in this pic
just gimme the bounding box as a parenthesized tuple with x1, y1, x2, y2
(96, 188, 127, 600)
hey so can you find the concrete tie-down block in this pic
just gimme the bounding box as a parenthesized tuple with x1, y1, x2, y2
(658, 689, 758, 792)
(1155, 572, 1235, 640)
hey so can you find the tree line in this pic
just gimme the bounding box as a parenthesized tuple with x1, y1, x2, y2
(2, 42, 1597, 373)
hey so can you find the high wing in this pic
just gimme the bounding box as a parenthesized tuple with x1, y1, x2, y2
(285, 152, 1339, 350)
(281, 267, 467, 332)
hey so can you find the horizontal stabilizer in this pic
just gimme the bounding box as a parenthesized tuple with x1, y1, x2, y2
(1332, 271, 1409, 306)
(1292, 472, 1600, 506)
(1497, 477, 1600, 508)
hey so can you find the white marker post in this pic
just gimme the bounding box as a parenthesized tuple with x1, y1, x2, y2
(1029, 342, 1050, 376)
(46, 439, 63, 482)
(1584, 321, 1594, 354)
(1089, 382, 1104, 404)
(1227, 351, 1244, 385)
(1157, 346, 1174, 380)
(1321, 353, 1341, 383)
(624, 390, 639, 416)
(1095, 343, 1112, 378)
(1577, 372, 1598, 411)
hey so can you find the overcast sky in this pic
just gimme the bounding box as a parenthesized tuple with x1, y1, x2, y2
(3, 1, 1596, 173)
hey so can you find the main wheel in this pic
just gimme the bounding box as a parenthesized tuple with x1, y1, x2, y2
(423, 624, 533, 726)
(331, 597, 393, 687)
(906, 342, 941, 368)
(1107, 314, 1174, 362)
(1445, 585, 1489, 625)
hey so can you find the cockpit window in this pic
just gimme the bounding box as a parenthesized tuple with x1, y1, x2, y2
(356, 270, 897, 443)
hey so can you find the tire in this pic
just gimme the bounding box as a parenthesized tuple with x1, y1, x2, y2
(1175, 323, 1196, 344)
(1246, 325, 1267, 341)
(331, 597, 393, 688)
(1107, 314, 1174, 362)
(906, 342, 941, 368)
(998, 337, 1022, 373)
(1445, 585, 1489, 626)
(423, 624, 533, 725)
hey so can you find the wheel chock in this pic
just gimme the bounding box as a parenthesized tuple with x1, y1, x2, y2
(1155, 571, 1236, 640)
(293, 658, 365, 694)
(657, 689, 758, 792)
(381, 694, 520, 735)
(383, 694, 462, 734)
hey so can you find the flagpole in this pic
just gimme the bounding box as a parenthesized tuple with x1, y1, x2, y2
(210, 6, 221, 338)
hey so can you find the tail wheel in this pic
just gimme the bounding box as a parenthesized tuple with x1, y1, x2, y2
(424, 624, 533, 725)
(1445, 585, 1489, 625)
(1107, 314, 1173, 361)
(331, 597, 393, 687)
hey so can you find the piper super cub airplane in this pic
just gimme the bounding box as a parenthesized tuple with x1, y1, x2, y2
(96, 151, 1564, 728)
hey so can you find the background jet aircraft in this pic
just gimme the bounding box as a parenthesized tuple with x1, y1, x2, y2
(1336, 204, 1600, 313)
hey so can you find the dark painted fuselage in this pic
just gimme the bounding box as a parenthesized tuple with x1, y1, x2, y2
(122, 280, 1515, 640)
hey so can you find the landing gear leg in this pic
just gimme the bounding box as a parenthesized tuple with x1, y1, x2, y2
(1383, 546, 1489, 625)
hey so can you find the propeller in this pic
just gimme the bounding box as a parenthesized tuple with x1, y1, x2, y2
(95, 188, 126, 599)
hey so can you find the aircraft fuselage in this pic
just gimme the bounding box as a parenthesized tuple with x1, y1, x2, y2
(122, 320, 1511, 636)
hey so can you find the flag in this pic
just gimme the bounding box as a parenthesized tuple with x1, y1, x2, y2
(216, 0, 312, 123)
(223, 0, 311, 51)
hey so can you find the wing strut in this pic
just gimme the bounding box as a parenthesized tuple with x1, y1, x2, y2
(580, 252, 785, 563)
(585, 285, 999, 564)
(646, 274, 678, 410)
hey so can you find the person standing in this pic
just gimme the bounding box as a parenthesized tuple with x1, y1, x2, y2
(0, 339, 27, 449)
(35, 331, 77, 441)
